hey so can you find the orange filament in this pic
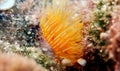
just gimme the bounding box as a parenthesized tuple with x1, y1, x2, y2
(40, 0, 83, 64)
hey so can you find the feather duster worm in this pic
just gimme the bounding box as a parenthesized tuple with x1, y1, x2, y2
(40, 0, 83, 64)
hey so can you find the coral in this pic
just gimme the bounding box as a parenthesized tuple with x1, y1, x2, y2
(0, 53, 45, 71)
(104, 5, 120, 71)
(0, 40, 57, 69)
(88, 0, 113, 46)
(81, 0, 116, 71)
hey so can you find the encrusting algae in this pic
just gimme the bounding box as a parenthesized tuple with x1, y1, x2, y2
(40, 0, 83, 64)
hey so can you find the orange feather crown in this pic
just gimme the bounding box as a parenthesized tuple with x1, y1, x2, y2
(40, 0, 84, 64)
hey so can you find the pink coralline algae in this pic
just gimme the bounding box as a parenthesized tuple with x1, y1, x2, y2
(105, 5, 120, 71)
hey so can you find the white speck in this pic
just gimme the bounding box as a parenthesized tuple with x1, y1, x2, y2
(0, 40, 3, 44)
(92, 0, 99, 4)
(42, 48, 48, 52)
(100, 32, 109, 40)
(77, 58, 86, 66)
(79, 0, 87, 7)
(56, 1, 60, 5)
(62, 58, 73, 66)
(27, 31, 31, 34)
(102, 5, 107, 12)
